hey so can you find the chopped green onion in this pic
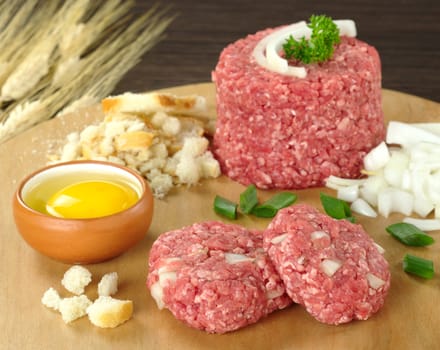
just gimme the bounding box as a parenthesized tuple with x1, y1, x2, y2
(239, 185, 259, 214)
(320, 192, 355, 222)
(386, 223, 435, 246)
(213, 195, 237, 220)
(251, 192, 297, 218)
(403, 254, 434, 279)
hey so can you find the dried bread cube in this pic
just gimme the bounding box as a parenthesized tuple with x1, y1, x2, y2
(61, 265, 92, 295)
(98, 272, 119, 297)
(148, 172, 173, 199)
(175, 156, 200, 184)
(87, 296, 133, 328)
(59, 132, 81, 162)
(41, 287, 62, 311)
(98, 137, 115, 156)
(59, 295, 92, 324)
(161, 116, 181, 136)
(173, 137, 220, 184)
(102, 119, 132, 138)
(165, 117, 205, 155)
(150, 111, 168, 128)
(198, 152, 221, 178)
(115, 130, 155, 151)
(180, 136, 209, 157)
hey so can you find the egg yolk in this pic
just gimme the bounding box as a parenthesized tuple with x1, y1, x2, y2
(45, 181, 139, 219)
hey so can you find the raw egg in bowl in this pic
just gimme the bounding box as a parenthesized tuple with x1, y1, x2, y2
(12, 160, 154, 264)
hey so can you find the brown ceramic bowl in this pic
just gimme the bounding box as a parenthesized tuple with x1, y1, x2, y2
(12, 160, 154, 264)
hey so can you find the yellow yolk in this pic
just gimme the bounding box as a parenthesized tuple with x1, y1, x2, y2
(45, 180, 139, 219)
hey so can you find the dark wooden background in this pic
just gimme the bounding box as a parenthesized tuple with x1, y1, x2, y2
(115, 0, 440, 102)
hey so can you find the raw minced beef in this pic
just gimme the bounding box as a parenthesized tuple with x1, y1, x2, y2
(147, 221, 291, 333)
(263, 204, 390, 325)
(212, 27, 384, 189)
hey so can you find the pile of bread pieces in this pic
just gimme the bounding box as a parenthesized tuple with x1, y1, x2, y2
(49, 91, 220, 198)
(41, 266, 132, 328)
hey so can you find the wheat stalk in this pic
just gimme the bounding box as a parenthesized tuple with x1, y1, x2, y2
(0, 1, 60, 88)
(0, 1, 174, 143)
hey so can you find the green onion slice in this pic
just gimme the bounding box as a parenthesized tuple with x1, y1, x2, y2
(320, 192, 355, 222)
(239, 185, 259, 214)
(213, 195, 237, 220)
(386, 222, 435, 246)
(251, 192, 297, 218)
(403, 254, 434, 279)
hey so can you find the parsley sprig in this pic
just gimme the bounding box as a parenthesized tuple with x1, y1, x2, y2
(283, 15, 340, 64)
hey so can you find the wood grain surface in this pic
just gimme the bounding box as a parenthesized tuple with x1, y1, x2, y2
(114, 0, 440, 102)
(1, 83, 439, 350)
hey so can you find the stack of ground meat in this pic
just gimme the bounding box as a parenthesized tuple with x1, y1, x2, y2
(212, 26, 384, 189)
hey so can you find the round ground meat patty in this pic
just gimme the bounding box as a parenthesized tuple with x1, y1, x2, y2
(263, 204, 390, 325)
(212, 25, 384, 189)
(147, 221, 291, 333)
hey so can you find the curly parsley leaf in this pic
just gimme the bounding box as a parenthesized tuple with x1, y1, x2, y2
(283, 15, 340, 64)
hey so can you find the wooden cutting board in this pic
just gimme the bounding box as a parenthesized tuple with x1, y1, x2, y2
(1, 83, 439, 350)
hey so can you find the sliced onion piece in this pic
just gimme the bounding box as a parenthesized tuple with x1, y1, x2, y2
(266, 289, 285, 300)
(158, 271, 177, 286)
(270, 233, 289, 244)
(377, 188, 413, 217)
(265, 23, 309, 77)
(252, 21, 307, 77)
(402, 217, 440, 232)
(325, 175, 366, 190)
(410, 168, 430, 200)
(409, 142, 440, 164)
(311, 231, 331, 249)
(359, 173, 388, 207)
(412, 123, 440, 136)
(400, 169, 412, 191)
(435, 205, 440, 219)
(392, 191, 414, 216)
(350, 198, 377, 218)
(335, 20, 357, 36)
(383, 149, 409, 188)
(386, 121, 440, 147)
(409, 168, 435, 217)
(373, 242, 385, 254)
(366, 273, 386, 289)
(150, 282, 165, 309)
(337, 184, 359, 202)
(413, 196, 434, 218)
(310, 230, 330, 240)
(157, 257, 182, 274)
(224, 253, 254, 264)
(426, 172, 440, 205)
(363, 141, 390, 171)
(320, 259, 342, 277)
(376, 189, 393, 217)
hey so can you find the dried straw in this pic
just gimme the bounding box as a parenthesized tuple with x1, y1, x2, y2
(0, 0, 174, 143)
